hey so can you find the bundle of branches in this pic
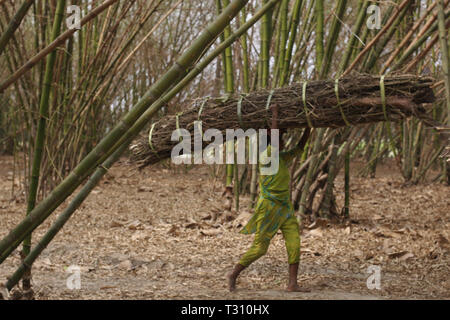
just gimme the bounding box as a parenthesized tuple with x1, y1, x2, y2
(130, 74, 436, 168)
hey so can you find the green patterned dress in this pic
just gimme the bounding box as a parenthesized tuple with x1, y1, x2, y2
(239, 144, 302, 266)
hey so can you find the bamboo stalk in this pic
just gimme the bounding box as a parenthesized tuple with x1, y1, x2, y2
(320, 0, 347, 78)
(315, 0, 352, 216)
(0, 0, 254, 264)
(381, 0, 447, 74)
(6, 141, 129, 291)
(261, 0, 273, 89)
(0, 0, 34, 56)
(337, 0, 369, 75)
(344, 140, 350, 218)
(240, 6, 250, 93)
(217, 0, 236, 210)
(438, 0, 450, 184)
(438, 0, 450, 123)
(0, 0, 121, 94)
(21, 0, 66, 291)
(363, 0, 412, 72)
(342, 0, 414, 77)
(274, 0, 288, 87)
(314, 0, 324, 74)
(280, 0, 303, 86)
(392, 9, 450, 71)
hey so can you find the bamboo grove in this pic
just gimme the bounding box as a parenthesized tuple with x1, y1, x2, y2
(0, 0, 449, 294)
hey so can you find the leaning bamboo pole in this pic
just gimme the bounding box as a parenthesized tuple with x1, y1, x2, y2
(101, 0, 283, 161)
(0, 0, 253, 264)
(21, 0, 66, 291)
(5, 142, 129, 291)
(3, 0, 284, 290)
(239, 6, 258, 207)
(336, 0, 369, 217)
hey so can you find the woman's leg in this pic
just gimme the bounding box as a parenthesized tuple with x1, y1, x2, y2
(228, 218, 272, 292)
(280, 216, 308, 292)
(238, 237, 271, 267)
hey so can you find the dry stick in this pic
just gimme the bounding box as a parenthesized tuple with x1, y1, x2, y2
(216, 0, 237, 211)
(342, 0, 413, 77)
(0, 0, 120, 94)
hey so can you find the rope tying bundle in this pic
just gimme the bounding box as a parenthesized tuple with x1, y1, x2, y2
(237, 94, 247, 128)
(335, 78, 351, 126)
(148, 123, 157, 153)
(264, 90, 275, 128)
(302, 81, 313, 128)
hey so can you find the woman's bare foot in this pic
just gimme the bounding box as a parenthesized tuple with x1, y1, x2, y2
(227, 264, 246, 292)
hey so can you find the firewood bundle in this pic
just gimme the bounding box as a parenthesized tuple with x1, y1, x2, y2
(130, 74, 436, 168)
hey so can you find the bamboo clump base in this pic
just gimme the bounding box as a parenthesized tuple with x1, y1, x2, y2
(130, 74, 436, 168)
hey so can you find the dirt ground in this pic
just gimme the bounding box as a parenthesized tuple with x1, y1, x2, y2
(0, 155, 449, 300)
